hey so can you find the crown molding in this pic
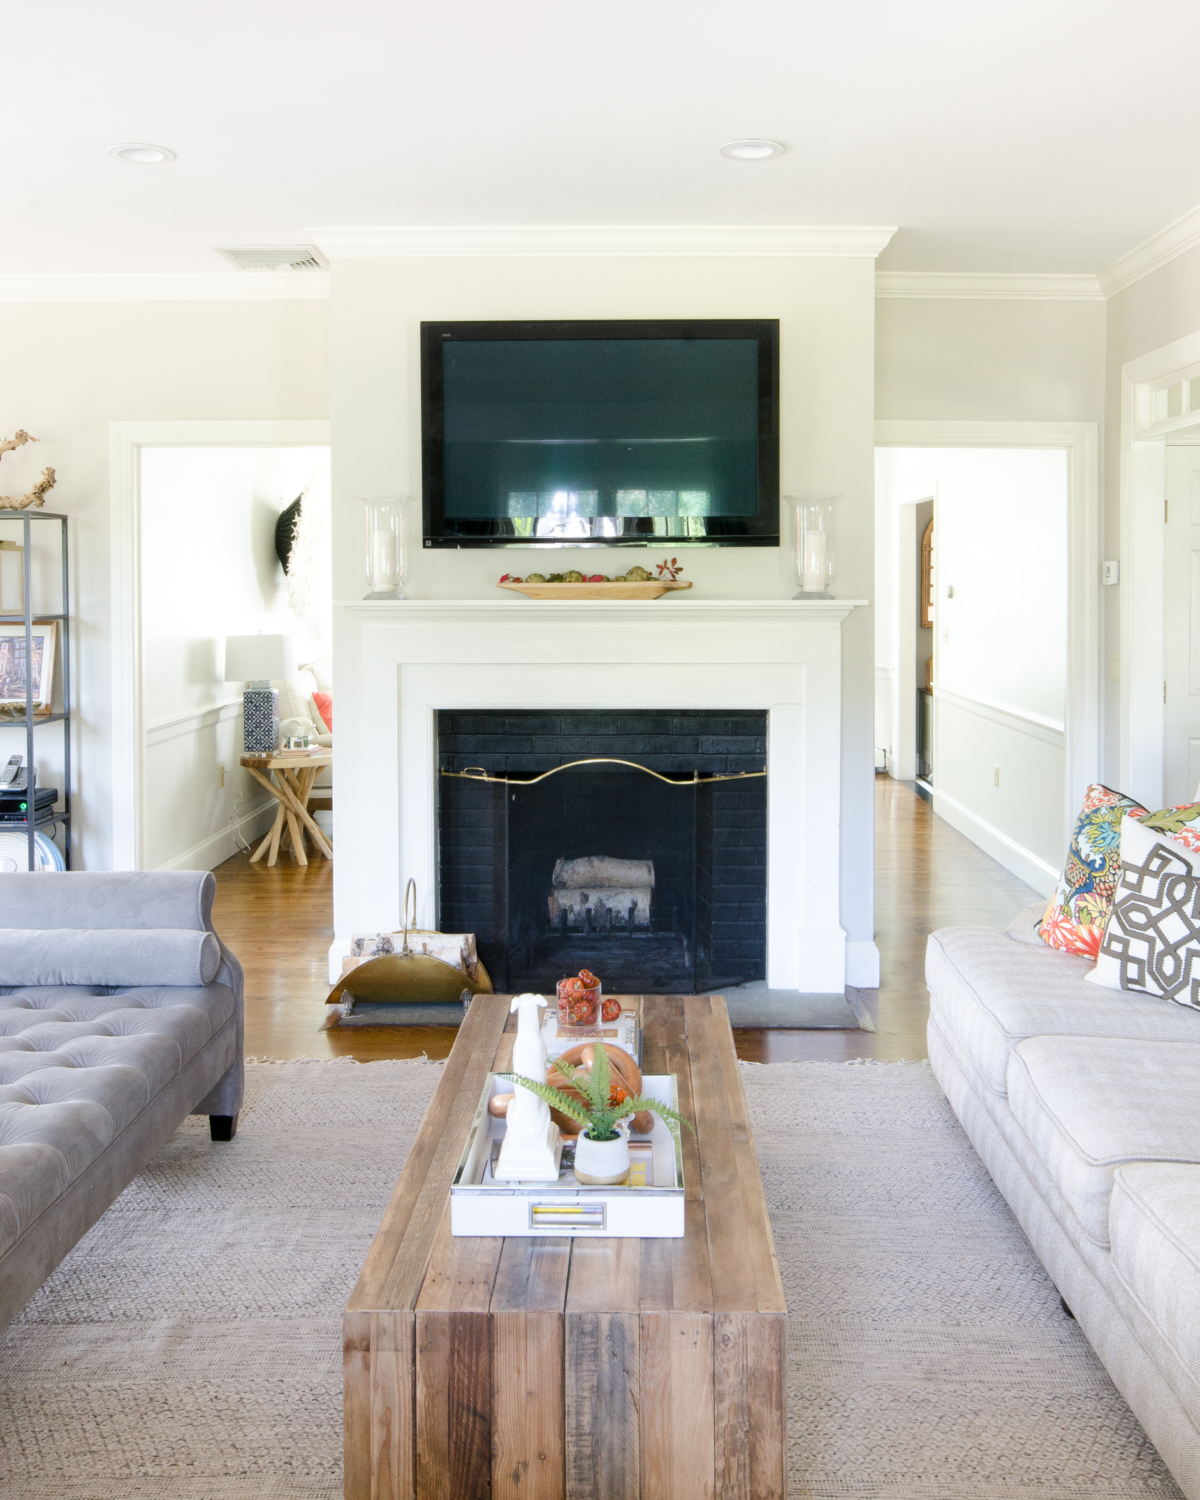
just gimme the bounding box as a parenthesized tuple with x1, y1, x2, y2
(875, 270, 1104, 301)
(1099, 202, 1200, 298)
(0, 272, 330, 302)
(309, 224, 898, 259)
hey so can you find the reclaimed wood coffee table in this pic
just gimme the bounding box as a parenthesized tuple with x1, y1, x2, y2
(344, 994, 786, 1500)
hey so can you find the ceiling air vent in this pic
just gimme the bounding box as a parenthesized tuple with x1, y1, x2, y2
(215, 245, 329, 272)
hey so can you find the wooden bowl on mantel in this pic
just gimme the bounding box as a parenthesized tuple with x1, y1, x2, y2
(498, 580, 693, 600)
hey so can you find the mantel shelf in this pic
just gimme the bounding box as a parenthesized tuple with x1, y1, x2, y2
(335, 596, 867, 624)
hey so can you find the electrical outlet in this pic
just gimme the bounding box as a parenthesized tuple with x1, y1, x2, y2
(218, 764, 225, 788)
(994, 765, 1000, 788)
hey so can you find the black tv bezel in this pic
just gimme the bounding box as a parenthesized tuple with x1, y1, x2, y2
(420, 318, 780, 549)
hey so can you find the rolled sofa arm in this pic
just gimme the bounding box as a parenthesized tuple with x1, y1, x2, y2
(0, 928, 220, 988)
(0, 868, 245, 1122)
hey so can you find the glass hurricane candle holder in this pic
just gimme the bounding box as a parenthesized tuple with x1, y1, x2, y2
(786, 494, 836, 598)
(362, 495, 413, 600)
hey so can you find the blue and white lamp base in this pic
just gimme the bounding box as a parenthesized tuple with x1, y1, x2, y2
(243, 685, 279, 754)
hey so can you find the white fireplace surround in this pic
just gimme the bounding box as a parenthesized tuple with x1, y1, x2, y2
(331, 597, 868, 993)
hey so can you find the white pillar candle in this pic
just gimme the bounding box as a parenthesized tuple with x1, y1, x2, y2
(370, 528, 398, 589)
(802, 529, 828, 592)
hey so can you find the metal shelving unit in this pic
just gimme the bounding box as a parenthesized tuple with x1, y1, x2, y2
(0, 511, 70, 869)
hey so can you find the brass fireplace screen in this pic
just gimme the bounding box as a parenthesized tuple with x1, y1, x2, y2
(440, 756, 767, 789)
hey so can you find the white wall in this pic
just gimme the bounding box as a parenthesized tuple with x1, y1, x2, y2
(329, 254, 880, 975)
(876, 446, 1068, 891)
(0, 298, 329, 867)
(876, 296, 1107, 424)
(139, 446, 331, 871)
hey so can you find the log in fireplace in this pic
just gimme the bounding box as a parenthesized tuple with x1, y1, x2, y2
(437, 710, 767, 993)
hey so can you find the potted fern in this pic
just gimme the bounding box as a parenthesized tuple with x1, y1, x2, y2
(500, 1042, 693, 1186)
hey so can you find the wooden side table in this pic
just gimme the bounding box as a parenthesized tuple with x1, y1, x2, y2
(344, 994, 786, 1500)
(240, 749, 333, 867)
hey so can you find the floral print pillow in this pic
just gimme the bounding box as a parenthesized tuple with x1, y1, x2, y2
(1041, 784, 1148, 958)
(1139, 801, 1200, 853)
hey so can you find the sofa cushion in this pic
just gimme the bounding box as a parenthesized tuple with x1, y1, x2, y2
(0, 928, 220, 988)
(1110, 1162, 1200, 1389)
(0, 982, 236, 1259)
(1007, 1036, 1200, 1247)
(926, 928, 1200, 1097)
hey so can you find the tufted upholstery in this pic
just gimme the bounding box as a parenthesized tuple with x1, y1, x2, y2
(0, 871, 244, 1334)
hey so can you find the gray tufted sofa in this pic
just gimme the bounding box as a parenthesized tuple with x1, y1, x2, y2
(0, 870, 244, 1334)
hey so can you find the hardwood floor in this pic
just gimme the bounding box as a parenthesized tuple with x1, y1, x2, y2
(211, 775, 1040, 1065)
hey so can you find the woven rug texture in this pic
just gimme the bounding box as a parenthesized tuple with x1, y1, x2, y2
(0, 1057, 1183, 1499)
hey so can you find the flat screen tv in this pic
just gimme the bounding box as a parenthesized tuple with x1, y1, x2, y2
(421, 319, 779, 548)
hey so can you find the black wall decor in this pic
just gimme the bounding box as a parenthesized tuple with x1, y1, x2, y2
(274, 495, 303, 573)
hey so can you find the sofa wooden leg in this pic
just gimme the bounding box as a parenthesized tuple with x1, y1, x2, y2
(210, 1114, 238, 1142)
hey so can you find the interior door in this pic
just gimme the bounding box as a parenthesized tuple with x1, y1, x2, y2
(1163, 441, 1200, 805)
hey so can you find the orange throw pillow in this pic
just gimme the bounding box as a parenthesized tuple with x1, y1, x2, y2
(312, 691, 333, 732)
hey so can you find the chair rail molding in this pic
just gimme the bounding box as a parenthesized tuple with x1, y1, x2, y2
(874, 419, 1100, 833)
(109, 419, 331, 870)
(1119, 330, 1200, 806)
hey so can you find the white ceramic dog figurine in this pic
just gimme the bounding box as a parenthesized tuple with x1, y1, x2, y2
(494, 993, 563, 1182)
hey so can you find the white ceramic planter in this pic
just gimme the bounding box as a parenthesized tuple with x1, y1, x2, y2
(573, 1129, 630, 1186)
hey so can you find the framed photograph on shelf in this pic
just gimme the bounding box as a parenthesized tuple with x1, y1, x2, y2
(0, 622, 57, 711)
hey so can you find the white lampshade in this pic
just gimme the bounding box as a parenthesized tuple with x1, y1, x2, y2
(224, 634, 295, 683)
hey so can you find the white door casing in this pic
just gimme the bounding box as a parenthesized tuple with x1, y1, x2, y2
(1162, 441, 1200, 805)
(109, 420, 332, 869)
(1120, 331, 1200, 809)
(875, 421, 1100, 833)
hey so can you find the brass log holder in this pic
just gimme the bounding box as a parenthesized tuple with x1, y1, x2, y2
(440, 757, 767, 788)
(325, 877, 495, 1011)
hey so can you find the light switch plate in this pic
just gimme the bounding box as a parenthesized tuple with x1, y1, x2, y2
(1103, 560, 1120, 585)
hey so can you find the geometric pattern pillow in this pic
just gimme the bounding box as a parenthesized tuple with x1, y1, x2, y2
(1041, 783, 1148, 958)
(1088, 813, 1200, 1009)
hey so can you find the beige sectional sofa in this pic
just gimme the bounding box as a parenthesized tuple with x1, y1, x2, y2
(928, 920, 1200, 1498)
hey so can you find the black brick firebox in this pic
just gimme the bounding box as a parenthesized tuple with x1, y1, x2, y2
(437, 710, 767, 993)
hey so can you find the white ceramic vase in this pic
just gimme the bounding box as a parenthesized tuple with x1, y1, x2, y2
(573, 1129, 630, 1186)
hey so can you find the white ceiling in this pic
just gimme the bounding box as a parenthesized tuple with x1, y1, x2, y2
(4, 0, 1199, 277)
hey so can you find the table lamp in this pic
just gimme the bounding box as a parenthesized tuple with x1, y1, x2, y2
(224, 634, 295, 753)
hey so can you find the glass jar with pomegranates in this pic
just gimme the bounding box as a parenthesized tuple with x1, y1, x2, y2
(557, 970, 601, 1027)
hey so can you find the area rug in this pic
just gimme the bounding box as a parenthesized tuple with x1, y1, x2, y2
(0, 1058, 1182, 1500)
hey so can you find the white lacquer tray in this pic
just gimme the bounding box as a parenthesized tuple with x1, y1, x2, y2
(450, 1073, 685, 1238)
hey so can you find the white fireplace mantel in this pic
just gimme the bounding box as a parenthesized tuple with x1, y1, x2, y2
(331, 597, 867, 992)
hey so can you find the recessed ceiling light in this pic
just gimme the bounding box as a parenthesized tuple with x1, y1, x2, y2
(719, 139, 784, 161)
(108, 143, 176, 165)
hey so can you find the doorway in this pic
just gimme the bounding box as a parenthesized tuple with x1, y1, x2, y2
(875, 422, 1100, 896)
(110, 420, 331, 870)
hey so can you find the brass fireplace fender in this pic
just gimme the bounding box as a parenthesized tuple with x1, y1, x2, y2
(440, 756, 767, 788)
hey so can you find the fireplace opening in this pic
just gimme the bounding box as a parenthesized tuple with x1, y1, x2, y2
(437, 711, 767, 994)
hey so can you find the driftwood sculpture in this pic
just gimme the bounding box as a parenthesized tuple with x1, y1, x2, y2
(0, 431, 56, 511)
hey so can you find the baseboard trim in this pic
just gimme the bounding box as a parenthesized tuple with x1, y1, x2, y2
(154, 802, 276, 873)
(845, 940, 881, 987)
(932, 788, 1058, 897)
